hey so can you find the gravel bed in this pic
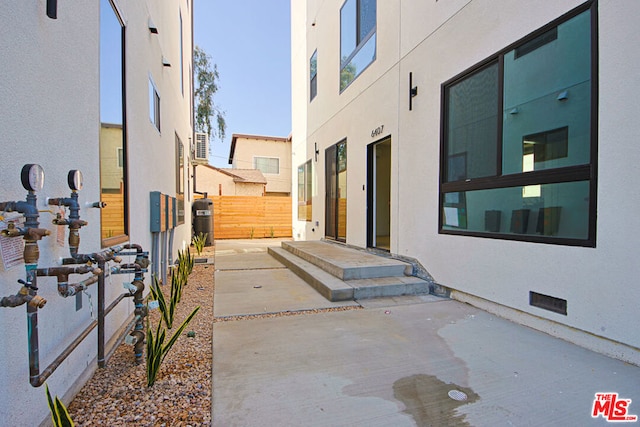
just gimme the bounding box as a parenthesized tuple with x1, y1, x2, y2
(67, 254, 215, 427)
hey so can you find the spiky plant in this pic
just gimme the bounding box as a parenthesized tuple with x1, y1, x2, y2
(46, 383, 74, 427)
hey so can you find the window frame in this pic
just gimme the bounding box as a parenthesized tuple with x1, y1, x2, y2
(339, 0, 376, 92)
(149, 76, 161, 132)
(310, 49, 318, 102)
(254, 156, 280, 175)
(439, 1, 598, 247)
(298, 160, 313, 221)
(100, 0, 129, 247)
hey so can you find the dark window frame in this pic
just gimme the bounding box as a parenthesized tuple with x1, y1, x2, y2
(339, 0, 376, 92)
(439, 1, 598, 247)
(297, 159, 313, 221)
(310, 50, 318, 101)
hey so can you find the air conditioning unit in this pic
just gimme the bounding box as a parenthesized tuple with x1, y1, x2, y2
(194, 132, 209, 162)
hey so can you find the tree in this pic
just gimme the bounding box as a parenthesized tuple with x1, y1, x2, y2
(194, 45, 226, 143)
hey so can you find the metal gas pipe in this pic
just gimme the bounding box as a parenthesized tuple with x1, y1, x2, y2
(0, 164, 51, 387)
(48, 170, 87, 258)
(36, 265, 101, 298)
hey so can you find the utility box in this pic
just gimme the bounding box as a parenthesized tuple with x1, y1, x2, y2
(192, 197, 213, 246)
(150, 191, 166, 232)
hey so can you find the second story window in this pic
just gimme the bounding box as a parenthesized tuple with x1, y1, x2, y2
(149, 76, 161, 131)
(340, 0, 376, 92)
(310, 50, 318, 101)
(254, 156, 279, 174)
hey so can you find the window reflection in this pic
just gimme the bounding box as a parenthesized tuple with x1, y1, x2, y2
(100, 0, 127, 244)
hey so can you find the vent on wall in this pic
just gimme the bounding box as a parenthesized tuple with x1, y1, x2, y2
(529, 291, 567, 315)
(194, 132, 209, 162)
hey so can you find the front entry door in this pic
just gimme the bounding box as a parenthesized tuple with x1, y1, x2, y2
(325, 140, 347, 241)
(367, 137, 391, 250)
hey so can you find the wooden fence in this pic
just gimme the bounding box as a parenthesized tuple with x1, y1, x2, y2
(211, 196, 292, 239)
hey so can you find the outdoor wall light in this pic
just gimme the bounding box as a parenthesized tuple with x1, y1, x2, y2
(47, 0, 57, 19)
(148, 18, 158, 34)
(557, 90, 569, 101)
(409, 72, 418, 111)
(162, 56, 171, 67)
(510, 107, 520, 115)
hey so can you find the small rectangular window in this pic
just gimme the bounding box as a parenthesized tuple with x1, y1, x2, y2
(254, 157, 279, 174)
(149, 77, 161, 131)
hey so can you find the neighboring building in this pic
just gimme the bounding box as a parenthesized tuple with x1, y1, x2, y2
(195, 164, 267, 196)
(229, 133, 292, 196)
(0, 1, 193, 424)
(291, 0, 640, 365)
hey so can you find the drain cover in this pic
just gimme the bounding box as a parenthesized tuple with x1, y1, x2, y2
(448, 390, 468, 401)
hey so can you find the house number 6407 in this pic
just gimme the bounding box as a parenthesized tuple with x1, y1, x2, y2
(371, 125, 384, 138)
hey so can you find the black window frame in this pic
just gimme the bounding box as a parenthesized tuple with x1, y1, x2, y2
(297, 159, 313, 221)
(339, 0, 376, 92)
(439, 1, 598, 247)
(310, 50, 318, 102)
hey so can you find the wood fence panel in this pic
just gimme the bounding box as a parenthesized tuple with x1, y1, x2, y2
(212, 196, 292, 239)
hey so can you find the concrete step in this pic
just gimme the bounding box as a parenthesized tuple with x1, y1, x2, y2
(281, 240, 412, 280)
(350, 276, 432, 299)
(268, 247, 354, 301)
(269, 242, 433, 302)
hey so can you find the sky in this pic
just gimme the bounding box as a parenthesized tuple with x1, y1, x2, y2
(193, 1, 292, 168)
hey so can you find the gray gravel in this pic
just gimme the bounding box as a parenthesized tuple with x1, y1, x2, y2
(67, 258, 214, 427)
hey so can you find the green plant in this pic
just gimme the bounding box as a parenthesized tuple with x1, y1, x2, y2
(149, 275, 180, 329)
(146, 306, 200, 387)
(46, 383, 75, 427)
(177, 248, 194, 277)
(270, 226, 275, 238)
(250, 227, 255, 239)
(192, 232, 208, 255)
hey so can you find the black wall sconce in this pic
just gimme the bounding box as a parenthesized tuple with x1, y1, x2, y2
(409, 72, 418, 111)
(314, 142, 320, 162)
(148, 18, 159, 34)
(47, 0, 57, 19)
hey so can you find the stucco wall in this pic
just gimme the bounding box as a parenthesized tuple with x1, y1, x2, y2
(0, 1, 193, 424)
(291, 0, 640, 364)
(233, 136, 292, 194)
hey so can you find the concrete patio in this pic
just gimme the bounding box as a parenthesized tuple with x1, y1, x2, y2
(212, 239, 640, 426)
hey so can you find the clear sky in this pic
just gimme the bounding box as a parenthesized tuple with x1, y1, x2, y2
(193, 1, 292, 168)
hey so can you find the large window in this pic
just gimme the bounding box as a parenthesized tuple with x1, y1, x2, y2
(298, 160, 312, 221)
(440, 3, 596, 247)
(100, 0, 128, 245)
(254, 157, 279, 175)
(340, 0, 376, 92)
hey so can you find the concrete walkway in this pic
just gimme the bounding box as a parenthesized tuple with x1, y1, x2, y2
(212, 239, 640, 426)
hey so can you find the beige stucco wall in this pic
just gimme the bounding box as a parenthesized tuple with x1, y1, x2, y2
(196, 166, 264, 196)
(291, 0, 640, 365)
(232, 136, 292, 195)
(0, 1, 193, 425)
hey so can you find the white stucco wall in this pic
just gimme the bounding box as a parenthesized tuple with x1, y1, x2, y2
(291, 0, 640, 364)
(0, 1, 193, 425)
